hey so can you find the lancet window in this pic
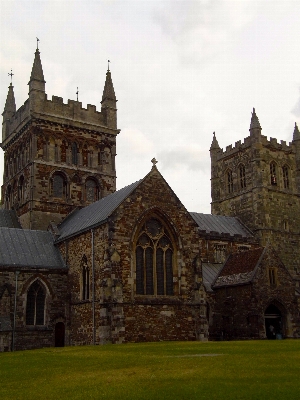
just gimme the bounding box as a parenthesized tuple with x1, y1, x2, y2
(26, 281, 46, 325)
(270, 162, 277, 185)
(227, 170, 234, 193)
(282, 165, 289, 189)
(239, 164, 246, 189)
(81, 256, 90, 300)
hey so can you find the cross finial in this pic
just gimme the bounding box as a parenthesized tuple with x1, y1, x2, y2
(36, 37, 40, 49)
(8, 69, 14, 84)
(108, 60, 110, 71)
(151, 157, 158, 167)
(76, 87, 79, 101)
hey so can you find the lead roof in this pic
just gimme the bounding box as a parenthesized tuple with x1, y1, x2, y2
(56, 179, 143, 242)
(0, 228, 65, 269)
(190, 212, 254, 238)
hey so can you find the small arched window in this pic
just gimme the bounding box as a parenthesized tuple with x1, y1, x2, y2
(26, 281, 46, 325)
(5, 185, 12, 209)
(282, 165, 289, 189)
(85, 179, 98, 202)
(18, 175, 25, 202)
(81, 256, 90, 300)
(239, 164, 246, 189)
(135, 217, 174, 296)
(227, 170, 234, 193)
(71, 142, 78, 165)
(52, 173, 67, 198)
(270, 162, 277, 185)
(82, 145, 88, 167)
(60, 140, 67, 163)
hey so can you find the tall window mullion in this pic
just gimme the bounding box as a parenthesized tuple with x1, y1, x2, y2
(136, 246, 144, 294)
(156, 248, 164, 295)
(145, 247, 154, 295)
(165, 249, 173, 295)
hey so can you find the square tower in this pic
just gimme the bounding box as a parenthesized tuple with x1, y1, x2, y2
(210, 109, 300, 273)
(1, 48, 119, 230)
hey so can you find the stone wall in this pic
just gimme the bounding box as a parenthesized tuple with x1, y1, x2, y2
(0, 269, 68, 351)
(209, 248, 300, 340)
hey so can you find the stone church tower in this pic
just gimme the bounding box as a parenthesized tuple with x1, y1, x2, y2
(1, 48, 119, 230)
(210, 109, 300, 273)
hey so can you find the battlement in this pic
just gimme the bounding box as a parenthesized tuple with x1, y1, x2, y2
(2, 93, 112, 146)
(215, 131, 294, 160)
(43, 95, 105, 126)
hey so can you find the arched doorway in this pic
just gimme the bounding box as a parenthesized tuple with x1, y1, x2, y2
(55, 322, 65, 347)
(265, 304, 283, 339)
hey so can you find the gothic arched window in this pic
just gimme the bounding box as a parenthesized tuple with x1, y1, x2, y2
(83, 145, 88, 167)
(270, 162, 277, 185)
(282, 165, 289, 189)
(26, 281, 46, 325)
(239, 164, 246, 189)
(5, 185, 12, 209)
(135, 217, 174, 296)
(51, 173, 67, 198)
(85, 178, 98, 202)
(226, 170, 233, 193)
(71, 142, 78, 165)
(81, 256, 90, 300)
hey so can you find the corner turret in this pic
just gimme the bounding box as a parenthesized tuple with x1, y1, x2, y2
(2, 83, 16, 142)
(101, 67, 117, 129)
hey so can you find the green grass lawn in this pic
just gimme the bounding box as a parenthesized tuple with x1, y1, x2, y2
(1, 340, 300, 400)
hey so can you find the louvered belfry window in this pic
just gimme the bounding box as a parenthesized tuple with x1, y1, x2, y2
(136, 218, 174, 296)
(26, 281, 46, 325)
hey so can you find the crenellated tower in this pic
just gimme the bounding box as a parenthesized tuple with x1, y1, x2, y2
(1, 47, 119, 230)
(210, 108, 300, 273)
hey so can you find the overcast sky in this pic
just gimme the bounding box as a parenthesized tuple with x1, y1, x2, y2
(1, 0, 300, 213)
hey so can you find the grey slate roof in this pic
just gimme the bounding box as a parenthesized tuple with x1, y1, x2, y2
(202, 263, 223, 292)
(0, 210, 21, 228)
(56, 179, 143, 242)
(0, 228, 65, 269)
(190, 213, 254, 238)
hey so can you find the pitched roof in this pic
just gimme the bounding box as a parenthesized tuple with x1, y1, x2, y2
(0, 228, 65, 269)
(56, 179, 143, 242)
(202, 263, 223, 292)
(213, 247, 264, 288)
(0, 210, 22, 228)
(190, 213, 254, 238)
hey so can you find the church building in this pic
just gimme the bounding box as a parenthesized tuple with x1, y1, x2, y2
(0, 47, 299, 351)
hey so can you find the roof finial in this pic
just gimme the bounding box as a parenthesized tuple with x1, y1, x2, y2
(36, 37, 40, 50)
(8, 69, 14, 84)
(76, 87, 79, 101)
(108, 59, 110, 72)
(151, 157, 158, 168)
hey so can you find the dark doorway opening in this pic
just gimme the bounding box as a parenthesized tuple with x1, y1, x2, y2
(265, 304, 283, 339)
(55, 322, 65, 347)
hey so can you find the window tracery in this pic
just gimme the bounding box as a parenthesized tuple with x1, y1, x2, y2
(135, 217, 174, 296)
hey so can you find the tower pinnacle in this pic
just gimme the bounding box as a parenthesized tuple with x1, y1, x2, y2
(102, 69, 116, 102)
(293, 122, 300, 141)
(210, 132, 220, 151)
(249, 108, 261, 131)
